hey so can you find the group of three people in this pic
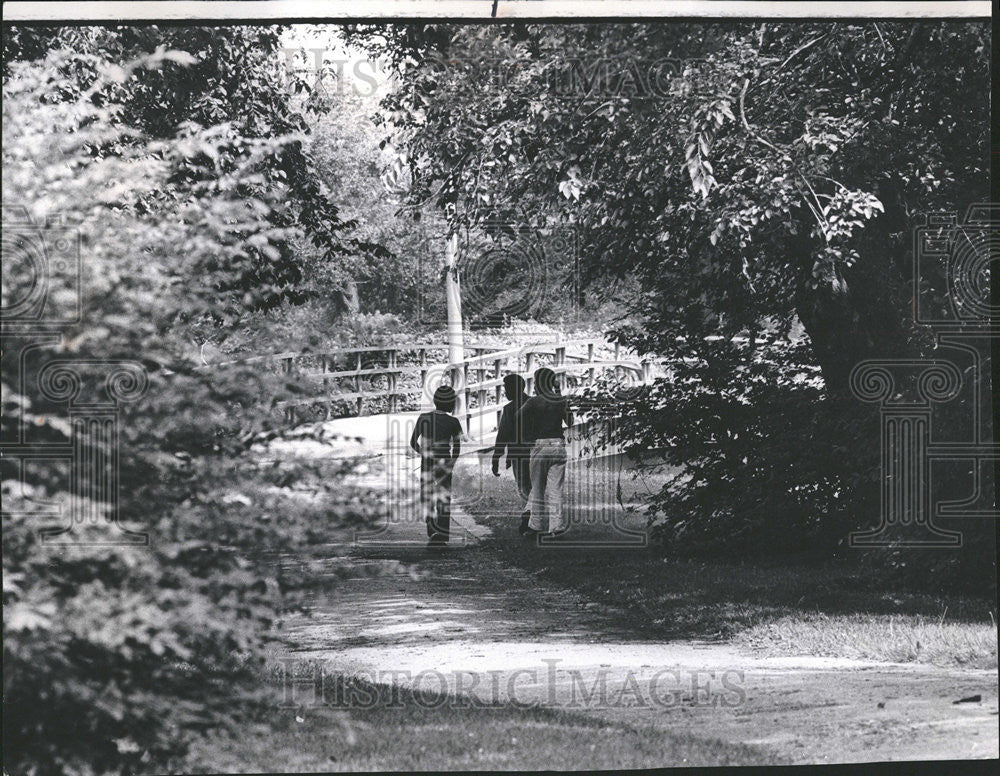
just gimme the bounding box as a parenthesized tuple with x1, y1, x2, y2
(409, 367, 573, 547)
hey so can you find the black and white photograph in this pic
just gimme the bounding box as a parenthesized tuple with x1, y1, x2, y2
(2, 1, 997, 773)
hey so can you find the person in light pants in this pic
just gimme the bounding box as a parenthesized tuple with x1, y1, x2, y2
(516, 367, 573, 537)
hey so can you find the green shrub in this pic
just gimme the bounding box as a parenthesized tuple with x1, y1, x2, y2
(2, 44, 382, 775)
(583, 336, 994, 597)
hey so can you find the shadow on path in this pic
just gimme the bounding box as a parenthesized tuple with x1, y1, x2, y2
(271, 423, 999, 764)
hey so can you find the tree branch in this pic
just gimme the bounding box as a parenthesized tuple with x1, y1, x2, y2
(739, 78, 828, 237)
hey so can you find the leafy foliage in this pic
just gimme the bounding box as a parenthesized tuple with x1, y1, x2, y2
(346, 22, 989, 386)
(348, 22, 993, 588)
(3, 25, 374, 321)
(585, 338, 867, 555)
(2, 38, 382, 775)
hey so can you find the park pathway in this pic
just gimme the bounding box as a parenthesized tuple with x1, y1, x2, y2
(268, 418, 999, 765)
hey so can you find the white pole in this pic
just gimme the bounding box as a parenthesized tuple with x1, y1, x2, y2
(444, 230, 465, 420)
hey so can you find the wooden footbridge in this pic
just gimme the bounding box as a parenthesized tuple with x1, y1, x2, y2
(207, 337, 654, 432)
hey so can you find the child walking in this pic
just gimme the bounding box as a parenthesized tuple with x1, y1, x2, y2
(409, 385, 463, 546)
(491, 373, 533, 534)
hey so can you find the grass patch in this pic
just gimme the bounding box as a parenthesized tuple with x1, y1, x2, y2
(184, 676, 780, 771)
(734, 612, 998, 668)
(462, 457, 997, 668)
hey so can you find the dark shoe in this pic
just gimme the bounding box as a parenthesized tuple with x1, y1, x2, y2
(428, 532, 448, 547)
(520, 527, 539, 539)
(518, 511, 531, 535)
(545, 528, 569, 538)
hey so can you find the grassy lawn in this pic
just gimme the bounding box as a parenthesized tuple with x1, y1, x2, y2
(462, 455, 998, 669)
(734, 612, 997, 667)
(184, 678, 780, 771)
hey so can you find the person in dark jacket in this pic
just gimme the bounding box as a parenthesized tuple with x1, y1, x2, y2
(516, 367, 574, 537)
(409, 385, 463, 546)
(491, 373, 532, 533)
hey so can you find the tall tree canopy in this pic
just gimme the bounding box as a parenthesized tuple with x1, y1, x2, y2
(2, 27, 385, 775)
(346, 22, 990, 393)
(4, 24, 383, 320)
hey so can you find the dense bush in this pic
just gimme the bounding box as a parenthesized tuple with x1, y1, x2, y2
(584, 336, 994, 595)
(585, 339, 859, 553)
(1, 43, 383, 775)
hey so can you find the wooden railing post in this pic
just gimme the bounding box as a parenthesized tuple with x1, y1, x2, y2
(587, 341, 596, 386)
(355, 351, 363, 416)
(474, 348, 486, 417)
(493, 357, 503, 409)
(387, 349, 398, 413)
(525, 351, 535, 395)
(450, 364, 460, 406)
(419, 348, 428, 408)
(463, 361, 471, 431)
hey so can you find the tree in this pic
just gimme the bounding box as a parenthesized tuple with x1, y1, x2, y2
(345, 22, 989, 394)
(304, 85, 427, 318)
(2, 35, 384, 774)
(3, 24, 377, 323)
(342, 23, 993, 582)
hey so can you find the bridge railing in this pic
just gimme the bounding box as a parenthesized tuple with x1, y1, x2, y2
(448, 340, 652, 435)
(202, 338, 653, 428)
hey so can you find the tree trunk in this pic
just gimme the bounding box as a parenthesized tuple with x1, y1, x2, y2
(343, 280, 361, 316)
(795, 286, 873, 400)
(796, 220, 913, 401)
(444, 230, 465, 419)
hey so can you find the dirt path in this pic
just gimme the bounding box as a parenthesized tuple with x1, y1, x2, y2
(272, 425, 999, 765)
